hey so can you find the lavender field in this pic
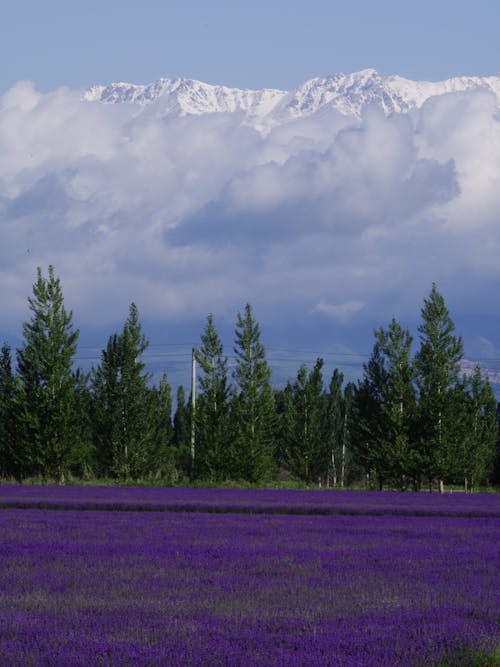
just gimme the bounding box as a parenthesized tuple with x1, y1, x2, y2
(0, 487, 499, 666)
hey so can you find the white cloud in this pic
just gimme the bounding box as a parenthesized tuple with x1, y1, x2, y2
(312, 299, 365, 322)
(1, 82, 499, 357)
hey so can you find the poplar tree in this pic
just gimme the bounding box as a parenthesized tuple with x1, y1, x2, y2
(353, 341, 392, 489)
(273, 382, 293, 474)
(194, 314, 231, 481)
(340, 381, 355, 488)
(285, 359, 325, 484)
(460, 367, 497, 492)
(414, 284, 464, 490)
(16, 266, 80, 481)
(71, 368, 93, 478)
(0, 344, 19, 479)
(354, 318, 416, 489)
(322, 368, 344, 487)
(374, 318, 416, 489)
(148, 373, 175, 479)
(231, 304, 275, 482)
(90, 333, 122, 475)
(173, 385, 191, 476)
(91, 303, 159, 479)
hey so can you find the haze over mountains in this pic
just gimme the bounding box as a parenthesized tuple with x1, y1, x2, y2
(2, 68, 500, 390)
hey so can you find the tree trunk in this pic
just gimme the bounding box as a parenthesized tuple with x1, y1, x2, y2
(340, 411, 348, 488)
(331, 451, 337, 488)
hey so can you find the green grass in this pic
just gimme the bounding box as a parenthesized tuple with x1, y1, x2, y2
(437, 646, 500, 666)
(1, 475, 499, 494)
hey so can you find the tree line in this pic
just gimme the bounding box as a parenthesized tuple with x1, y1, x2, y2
(0, 267, 498, 491)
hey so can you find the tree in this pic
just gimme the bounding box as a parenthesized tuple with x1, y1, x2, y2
(173, 385, 191, 477)
(0, 344, 19, 479)
(352, 318, 415, 490)
(71, 368, 93, 478)
(374, 318, 416, 489)
(16, 266, 80, 481)
(340, 381, 355, 488)
(273, 383, 293, 475)
(90, 333, 122, 476)
(91, 303, 161, 479)
(148, 373, 175, 480)
(322, 369, 344, 487)
(414, 284, 464, 490)
(493, 404, 500, 488)
(231, 304, 275, 482)
(285, 359, 325, 484)
(194, 314, 231, 481)
(459, 367, 497, 492)
(353, 340, 392, 489)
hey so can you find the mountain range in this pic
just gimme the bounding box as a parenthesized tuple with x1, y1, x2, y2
(84, 68, 500, 129)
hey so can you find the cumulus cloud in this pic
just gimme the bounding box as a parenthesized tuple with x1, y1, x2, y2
(1, 81, 499, 361)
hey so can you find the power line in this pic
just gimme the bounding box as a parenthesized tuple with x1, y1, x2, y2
(73, 342, 500, 377)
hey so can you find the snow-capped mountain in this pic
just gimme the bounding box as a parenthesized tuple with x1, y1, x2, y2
(84, 69, 500, 128)
(84, 78, 287, 124)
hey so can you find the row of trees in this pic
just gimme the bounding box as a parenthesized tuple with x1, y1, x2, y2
(0, 267, 498, 490)
(355, 287, 497, 492)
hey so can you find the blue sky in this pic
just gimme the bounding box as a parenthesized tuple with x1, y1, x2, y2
(2, 0, 499, 94)
(2, 0, 500, 390)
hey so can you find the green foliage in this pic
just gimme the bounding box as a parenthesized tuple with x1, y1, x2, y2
(340, 381, 355, 486)
(194, 314, 231, 481)
(173, 385, 191, 473)
(353, 340, 392, 488)
(231, 304, 275, 482)
(2, 270, 499, 489)
(149, 373, 176, 480)
(0, 344, 19, 479)
(16, 266, 80, 481)
(321, 369, 344, 486)
(91, 303, 172, 480)
(458, 367, 497, 492)
(70, 368, 93, 478)
(272, 383, 293, 473)
(284, 358, 325, 484)
(373, 318, 416, 488)
(437, 645, 500, 666)
(414, 283, 464, 486)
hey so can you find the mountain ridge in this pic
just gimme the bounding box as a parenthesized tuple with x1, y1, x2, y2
(83, 69, 500, 128)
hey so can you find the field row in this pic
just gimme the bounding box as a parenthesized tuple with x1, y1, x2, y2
(1, 485, 500, 517)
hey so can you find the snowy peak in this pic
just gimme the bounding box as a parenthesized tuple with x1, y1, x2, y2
(279, 69, 500, 119)
(278, 69, 406, 118)
(84, 77, 287, 119)
(83, 69, 500, 126)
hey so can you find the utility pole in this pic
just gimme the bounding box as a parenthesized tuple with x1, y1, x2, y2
(190, 347, 196, 473)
